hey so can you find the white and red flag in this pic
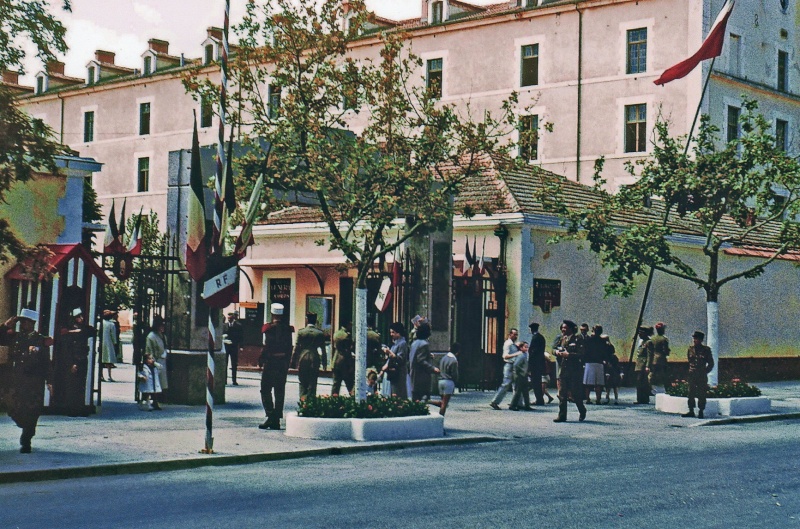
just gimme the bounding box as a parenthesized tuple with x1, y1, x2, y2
(654, 0, 735, 86)
(126, 207, 144, 256)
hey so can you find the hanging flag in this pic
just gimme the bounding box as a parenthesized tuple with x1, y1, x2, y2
(234, 174, 264, 258)
(462, 236, 472, 275)
(471, 235, 479, 274)
(116, 198, 127, 252)
(477, 237, 486, 276)
(127, 207, 144, 256)
(202, 254, 240, 308)
(218, 137, 236, 252)
(374, 276, 393, 312)
(185, 113, 208, 282)
(654, 1, 735, 86)
(103, 199, 121, 254)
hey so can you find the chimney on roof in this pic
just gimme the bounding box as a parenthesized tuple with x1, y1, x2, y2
(207, 27, 223, 41)
(95, 50, 116, 64)
(420, 0, 428, 22)
(148, 38, 170, 55)
(2, 70, 20, 84)
(46, 60, 65, 75)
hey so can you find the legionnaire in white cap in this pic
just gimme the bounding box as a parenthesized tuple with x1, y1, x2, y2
(258, 303, 294, 430)
(223, 311, 243, 386)
(0, 308, 53, 453)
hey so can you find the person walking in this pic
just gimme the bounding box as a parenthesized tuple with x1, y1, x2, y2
(528, 322, 547, 405)
(509, 341, 531, 411)
(409, 321, 439, 402)
(489, 328, 520, 410)
(430, 343, 460, 416)
(55, 308, 95, 416)
(145, 315, 169, 401)
(380, 321, 409, 398)
(223, 311, 243, 386)
(553, 320, 587, 423)
(259, 303, 294, 430)
(682, 331, 715, 419)
(602, 335, 622, 405)
(634, 326, 654, 404)
(331, 322, 355, 396)
(649, 322, 671, 394)
(583, 325, 607, 405)
(291, 312, 326, 400)
(100, 310, 118, 382)
(0, 309, 53, 453)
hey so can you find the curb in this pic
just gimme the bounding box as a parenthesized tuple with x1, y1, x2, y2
(0, 435, 501, 485)
(689, 412, 800, 427)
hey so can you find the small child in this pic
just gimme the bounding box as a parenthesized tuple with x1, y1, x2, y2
(366, 367, 379, 396)
(138, 353, 163, 411)
(429, 343, 460, 416)
(603, 335, 622, 405)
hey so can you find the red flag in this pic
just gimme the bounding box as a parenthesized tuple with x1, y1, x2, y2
(185, 113, 208, 281)
(654, 1, 734, 86)
(127, 207, 144, 256)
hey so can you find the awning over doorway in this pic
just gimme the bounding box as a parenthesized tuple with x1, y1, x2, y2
(5, 244, 110, 284)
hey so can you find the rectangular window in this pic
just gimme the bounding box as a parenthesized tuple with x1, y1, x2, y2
(426, 58, 443, 100)
(519, 114, 539, 161)
(36, 77, 44, 94)
(83, 111, 94, 143)
(626, 28, 647, 74)
(204, 44, 215, 65)
(143, 56, 152, 76)
(728, 34, 741, 76)
(431, 1, 443, 24)
(137, 157, 150, 192)
(521, 44, 539, 87)
(139, 102, 151, 135)
(776, 119, 788, 152)
(268, 85, 281, 119)
(200, 98, 213, 128)
(518, 0, 536, 6)
(624, 104, 647, 153)
(727, 105, 740, 143)
(778, 50, 788, 92)
(87, 66, 95, 85)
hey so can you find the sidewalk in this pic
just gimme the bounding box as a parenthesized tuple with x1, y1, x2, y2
(1, 358, 798, 484)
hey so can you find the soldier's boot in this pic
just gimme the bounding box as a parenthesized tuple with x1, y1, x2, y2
(553, 399, 568, 422)
(681, 408, 695, 418)
(697, 409, 705, 419)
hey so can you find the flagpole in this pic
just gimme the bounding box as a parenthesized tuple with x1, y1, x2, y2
(627, 57, 717, 365)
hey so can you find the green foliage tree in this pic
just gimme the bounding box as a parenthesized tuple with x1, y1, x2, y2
(0, 0, 71, 263)
(539, 99, 800, 382)
(186, 0, 521, 398)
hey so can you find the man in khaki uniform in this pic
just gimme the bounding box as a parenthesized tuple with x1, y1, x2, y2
(331, 322, 354, 396)
(682, 330, 714, 419)
(291, 312, 326, 400)
(648, 322, 671, 393)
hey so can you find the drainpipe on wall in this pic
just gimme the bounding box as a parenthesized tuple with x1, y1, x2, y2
(575, 4, 583, 183)
(57, 92, 65, 145)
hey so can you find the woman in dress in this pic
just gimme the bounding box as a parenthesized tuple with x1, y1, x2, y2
(380, 321, 409, 398)
(100, 310, 118, 381)
(409, 321, 439, 402)
(145, 315, 169, 400)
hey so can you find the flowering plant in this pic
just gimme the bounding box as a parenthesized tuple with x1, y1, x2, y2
(297, 394, 430, 419)
(666, 378, 762, 398)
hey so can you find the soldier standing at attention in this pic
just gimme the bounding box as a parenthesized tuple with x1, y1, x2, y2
(56, 308, 96, 416)
(259, 303, 294, 430)
(0, 308, 53, 453)
(223, 311, 243, 386)
(634, 326, 654, 404)
(682, 331, 715, 419)
(553, 320, 587, 423)
(648, 322, 671, 394)
(291, 312, 326, 400)
(331, 322, 354, 396)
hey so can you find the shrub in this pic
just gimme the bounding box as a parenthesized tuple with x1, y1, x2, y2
(666, 378, 762, 398)
(297, 394, 430, 419)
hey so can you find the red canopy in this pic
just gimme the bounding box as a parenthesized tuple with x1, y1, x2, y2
(5, 244, 110, 284)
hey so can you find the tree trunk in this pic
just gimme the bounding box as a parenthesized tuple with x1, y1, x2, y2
(706, 300, 719, 386)
(354, 287, 368, 401)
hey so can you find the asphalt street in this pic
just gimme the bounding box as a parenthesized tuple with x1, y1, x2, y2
(2, 413, 798, 528)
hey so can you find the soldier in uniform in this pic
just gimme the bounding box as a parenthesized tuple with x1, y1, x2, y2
(223, 311, 243, 386)
(0, 309, 53, 453)
(648, 322, 671, 393)
(366, 326, 383, 370)
(259, 303, 294, 430)
(634, 326, 654, 404)
(55, 308, 96, 416)
(682, 330, 714, 419)
(331, 322, 354, 396)
(291, 312, 326, 400)
(553, 320, 587, 422)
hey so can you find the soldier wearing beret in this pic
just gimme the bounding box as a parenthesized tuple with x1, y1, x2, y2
(0, 309, 53, 453)
(634, 326, 654, 404)
(331, 321, 354, 397)
(259, 303, 294, 430)
(290, 312, 326, 401)
(682, 331, 714, 419)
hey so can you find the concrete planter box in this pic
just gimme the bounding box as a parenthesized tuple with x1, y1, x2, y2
(285, 412, 444, 441)
(655, 393, 771, 417)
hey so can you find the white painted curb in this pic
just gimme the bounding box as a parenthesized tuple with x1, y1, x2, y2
(655, 393, 771, 417)
(284, 412, 444, 441)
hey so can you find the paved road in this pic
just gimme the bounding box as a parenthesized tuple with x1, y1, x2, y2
(2, 417, 797, 528)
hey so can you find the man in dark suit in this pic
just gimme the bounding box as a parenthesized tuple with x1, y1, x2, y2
(682, 330, 714, 419)
(291, 312, 326, 400)
(528, 322, 547, 406)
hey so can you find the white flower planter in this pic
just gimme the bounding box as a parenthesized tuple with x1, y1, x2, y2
(655, 393, 771, 417)
(284, 412, 444, 441)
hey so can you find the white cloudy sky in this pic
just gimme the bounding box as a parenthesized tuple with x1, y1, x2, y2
(18, 0, 499, 83)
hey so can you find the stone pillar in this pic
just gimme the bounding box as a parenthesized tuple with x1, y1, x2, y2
(408, 222, 453, 353)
